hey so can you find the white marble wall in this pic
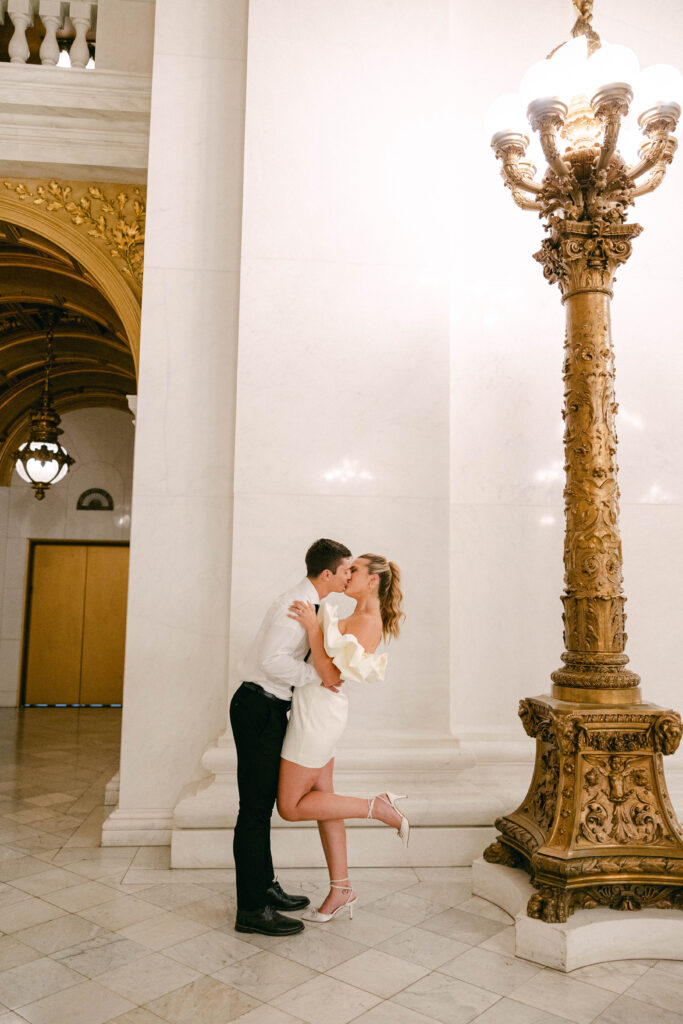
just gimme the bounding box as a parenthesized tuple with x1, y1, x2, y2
(0, 408, 134, 707)
(229, 0, 452, 749)
(451, 0, 683, 748)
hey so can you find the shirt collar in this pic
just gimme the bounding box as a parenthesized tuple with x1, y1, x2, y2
(303, 577, 321, 604)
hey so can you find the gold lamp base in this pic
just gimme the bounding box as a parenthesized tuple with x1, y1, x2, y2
(485, 696, 683, 922)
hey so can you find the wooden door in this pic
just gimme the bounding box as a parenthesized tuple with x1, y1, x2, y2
(22, 542, 129, 705)
(24, 545, 87, 705)
(80, 545, 129, 705)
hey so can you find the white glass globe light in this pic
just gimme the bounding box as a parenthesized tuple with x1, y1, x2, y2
(634, 64, 683, 112)
(519, 38, 589, 108)
(586, 43, 639, 97)
(14, 441, 70, 486)
(485, 92, 527, 140)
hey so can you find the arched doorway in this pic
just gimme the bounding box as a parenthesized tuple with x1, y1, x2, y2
(0, 183, 142, 707)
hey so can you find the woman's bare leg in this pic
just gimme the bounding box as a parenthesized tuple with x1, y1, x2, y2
(277, 759, 402, 829)
(314, 760, 354, 914)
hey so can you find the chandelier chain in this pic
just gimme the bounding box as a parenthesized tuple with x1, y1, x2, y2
(571, 0, 601, 54)
(42, 311, 59, 403)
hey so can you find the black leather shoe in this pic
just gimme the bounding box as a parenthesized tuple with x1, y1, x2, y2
(266, 878, 310, 911)
(235, 905, 304, 936)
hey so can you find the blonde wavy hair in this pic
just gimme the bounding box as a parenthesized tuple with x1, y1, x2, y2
(359, 553, 405, 641)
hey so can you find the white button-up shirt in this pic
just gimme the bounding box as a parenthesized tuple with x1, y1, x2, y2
(239, 578, 322, 700)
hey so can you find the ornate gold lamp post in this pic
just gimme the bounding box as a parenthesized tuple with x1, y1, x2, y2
(484, 1, 683, 922)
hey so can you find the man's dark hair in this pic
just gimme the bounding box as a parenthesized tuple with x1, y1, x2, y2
(306, 538, 352, 578)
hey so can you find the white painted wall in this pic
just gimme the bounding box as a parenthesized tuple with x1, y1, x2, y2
(0, 407, 134, 706)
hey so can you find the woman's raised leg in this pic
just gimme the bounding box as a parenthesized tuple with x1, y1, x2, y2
(277, 758, 403, 830)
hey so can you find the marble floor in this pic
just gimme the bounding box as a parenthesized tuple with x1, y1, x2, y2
(0, 710, 675, 1024)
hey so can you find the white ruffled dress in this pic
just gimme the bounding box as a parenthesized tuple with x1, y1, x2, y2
(281, 603, 387, 769)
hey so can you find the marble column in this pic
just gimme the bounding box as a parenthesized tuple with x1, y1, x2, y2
(172, 0, 482, 869)
(102, 1, 249, 845)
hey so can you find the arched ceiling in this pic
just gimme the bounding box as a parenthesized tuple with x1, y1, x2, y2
(0, 220, 137, 465)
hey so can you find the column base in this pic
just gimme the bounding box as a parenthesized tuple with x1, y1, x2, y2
(488, 694, 683, 921)
(101, 807, 174, 846)
(170, 736, 489, 868)
(172, 823, 495, 868)
(473, 857, 683, 971)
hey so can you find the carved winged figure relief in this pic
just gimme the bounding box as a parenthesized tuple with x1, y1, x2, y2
(580, 754, 666, 845)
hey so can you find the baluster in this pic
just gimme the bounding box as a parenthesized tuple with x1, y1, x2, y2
(38, 0, 65, 65)
(67, 0, 92, 68)
(8, 0, 34, 64)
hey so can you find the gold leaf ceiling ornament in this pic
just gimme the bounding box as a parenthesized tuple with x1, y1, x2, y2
(2, 180, 145, 287)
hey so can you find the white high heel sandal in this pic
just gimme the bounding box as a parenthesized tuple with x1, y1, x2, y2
(301, 879, 357, 922)
(368, 792, 410, 847)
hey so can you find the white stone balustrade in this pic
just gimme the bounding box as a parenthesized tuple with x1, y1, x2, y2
(8, 0, 32, 63)
(38, 0, 67, 65)
(5, 0, 97, 67)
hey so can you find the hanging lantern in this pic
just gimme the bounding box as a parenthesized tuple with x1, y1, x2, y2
(10, 315, 74, 500)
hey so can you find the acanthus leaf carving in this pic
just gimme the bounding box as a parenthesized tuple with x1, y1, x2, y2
(3, 180, 145, 286)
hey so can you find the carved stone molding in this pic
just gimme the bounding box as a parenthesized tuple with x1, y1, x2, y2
(2, 179, 145, 289)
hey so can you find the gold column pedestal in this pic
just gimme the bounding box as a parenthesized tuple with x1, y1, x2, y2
(486, 697, 683, 922)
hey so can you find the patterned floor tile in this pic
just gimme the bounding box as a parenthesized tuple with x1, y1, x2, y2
(376, 925, 470, 969)
(623, 967, 683, 1015)
(327, 947, 430, 998)
(508, 969, 618, 1024)
(419, 908, 508, 945)
(17, 979, 136, 1024)
(14, 912, 107, 954)
(0, 955, 84, 1009)
(97, 951, 203, 1004)
(272, 974, 381, 1024)
(392, 972, 499, 1024)
(145, 975, 260, 1023)
(215, 950, 315, 1001)
(439, 946, 543, 995)
(52, 932, 151, 978)
(163, 929, 255, 973)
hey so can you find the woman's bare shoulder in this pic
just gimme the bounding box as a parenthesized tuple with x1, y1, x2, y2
(339, 611, 382, 652)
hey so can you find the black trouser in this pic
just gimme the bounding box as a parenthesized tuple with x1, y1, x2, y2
(230, 682, 290, 911)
